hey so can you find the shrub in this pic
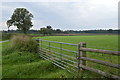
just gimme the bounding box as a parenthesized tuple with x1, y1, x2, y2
(10, 34, 38, 53)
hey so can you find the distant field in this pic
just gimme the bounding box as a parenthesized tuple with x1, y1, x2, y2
(35, 35, 119, 77)
(51, 33, 118, 36)
(36, 35, 118, 51)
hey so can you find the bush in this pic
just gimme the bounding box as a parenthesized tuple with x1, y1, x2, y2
(10, 34, 39, 53)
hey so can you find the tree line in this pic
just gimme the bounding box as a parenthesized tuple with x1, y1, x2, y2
(2, 27, 120, 35)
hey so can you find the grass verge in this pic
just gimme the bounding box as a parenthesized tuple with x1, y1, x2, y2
(2, 41, 79, 78)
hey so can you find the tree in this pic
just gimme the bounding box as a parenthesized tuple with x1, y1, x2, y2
(6, 8, 33, 34)
(6, 20, 13, 31)
(46, 26, 52, 29)
(40, 26, 53, 36)
(108, 29, 113, 33)
(46, 26, 53, 35)
(40, 27, 47, 36)
(56, 29, 62, 33)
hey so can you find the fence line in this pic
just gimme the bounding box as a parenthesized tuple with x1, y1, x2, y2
(36, 39, 120, 79)
(80, 48, 119, 56)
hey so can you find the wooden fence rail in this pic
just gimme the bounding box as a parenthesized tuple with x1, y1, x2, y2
(36, 39, 120, 79)
(80, 47, 120, 56)
(78, 42, 120, 79)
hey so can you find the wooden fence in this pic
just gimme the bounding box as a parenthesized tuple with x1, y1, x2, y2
(36, 39, 120, 79)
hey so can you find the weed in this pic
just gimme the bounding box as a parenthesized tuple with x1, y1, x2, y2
(10, 35, 38, 53)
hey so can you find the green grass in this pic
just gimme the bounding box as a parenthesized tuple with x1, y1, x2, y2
(2, 41, 87, 78)
(36, 35, 118, 51)
(0, 41, 2, 79)
(3, 52, 62, 78)
(2, 35, 119, 78)
(35, 35, 119, 77)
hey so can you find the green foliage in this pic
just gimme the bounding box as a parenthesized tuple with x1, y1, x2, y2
(2, 42, 78, 78)
(10, 35, 38, 53)
(1, 41, 103, 78)
(6, 8, 33, 34)
(46, 26, 52, 29)
(2, 51, 72, 78)
(2, 35, 119, 78)
(2, 33, 13, 40)
(40, 26, 53, 36)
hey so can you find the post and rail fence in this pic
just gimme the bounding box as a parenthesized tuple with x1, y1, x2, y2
(35, 39, 120, 79)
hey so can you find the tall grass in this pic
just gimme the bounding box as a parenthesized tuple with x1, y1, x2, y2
(10, 35, 38, 53)
(2, 41, 83, 78)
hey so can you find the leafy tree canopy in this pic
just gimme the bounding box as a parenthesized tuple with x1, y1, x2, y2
(6, 8, 33, 34)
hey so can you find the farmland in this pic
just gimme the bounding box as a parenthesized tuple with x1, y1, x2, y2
(36, 35, 119, 51)
(1, 34, 119, 78)
(2, 39, 103, 78)
(1, 1, 119, 79)
(36, 35, 119, 77)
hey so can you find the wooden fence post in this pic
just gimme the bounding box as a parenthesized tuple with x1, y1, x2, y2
(80, 42, 86, 71)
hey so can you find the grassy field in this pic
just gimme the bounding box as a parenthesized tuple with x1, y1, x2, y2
(35, 35, 119, 77)
(2, 41, 96, 78)
(36, 35, 118, 51)
(2, 34, 119, 78)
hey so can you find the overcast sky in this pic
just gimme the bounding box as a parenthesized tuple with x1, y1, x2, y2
(0, 0, 119, 31)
